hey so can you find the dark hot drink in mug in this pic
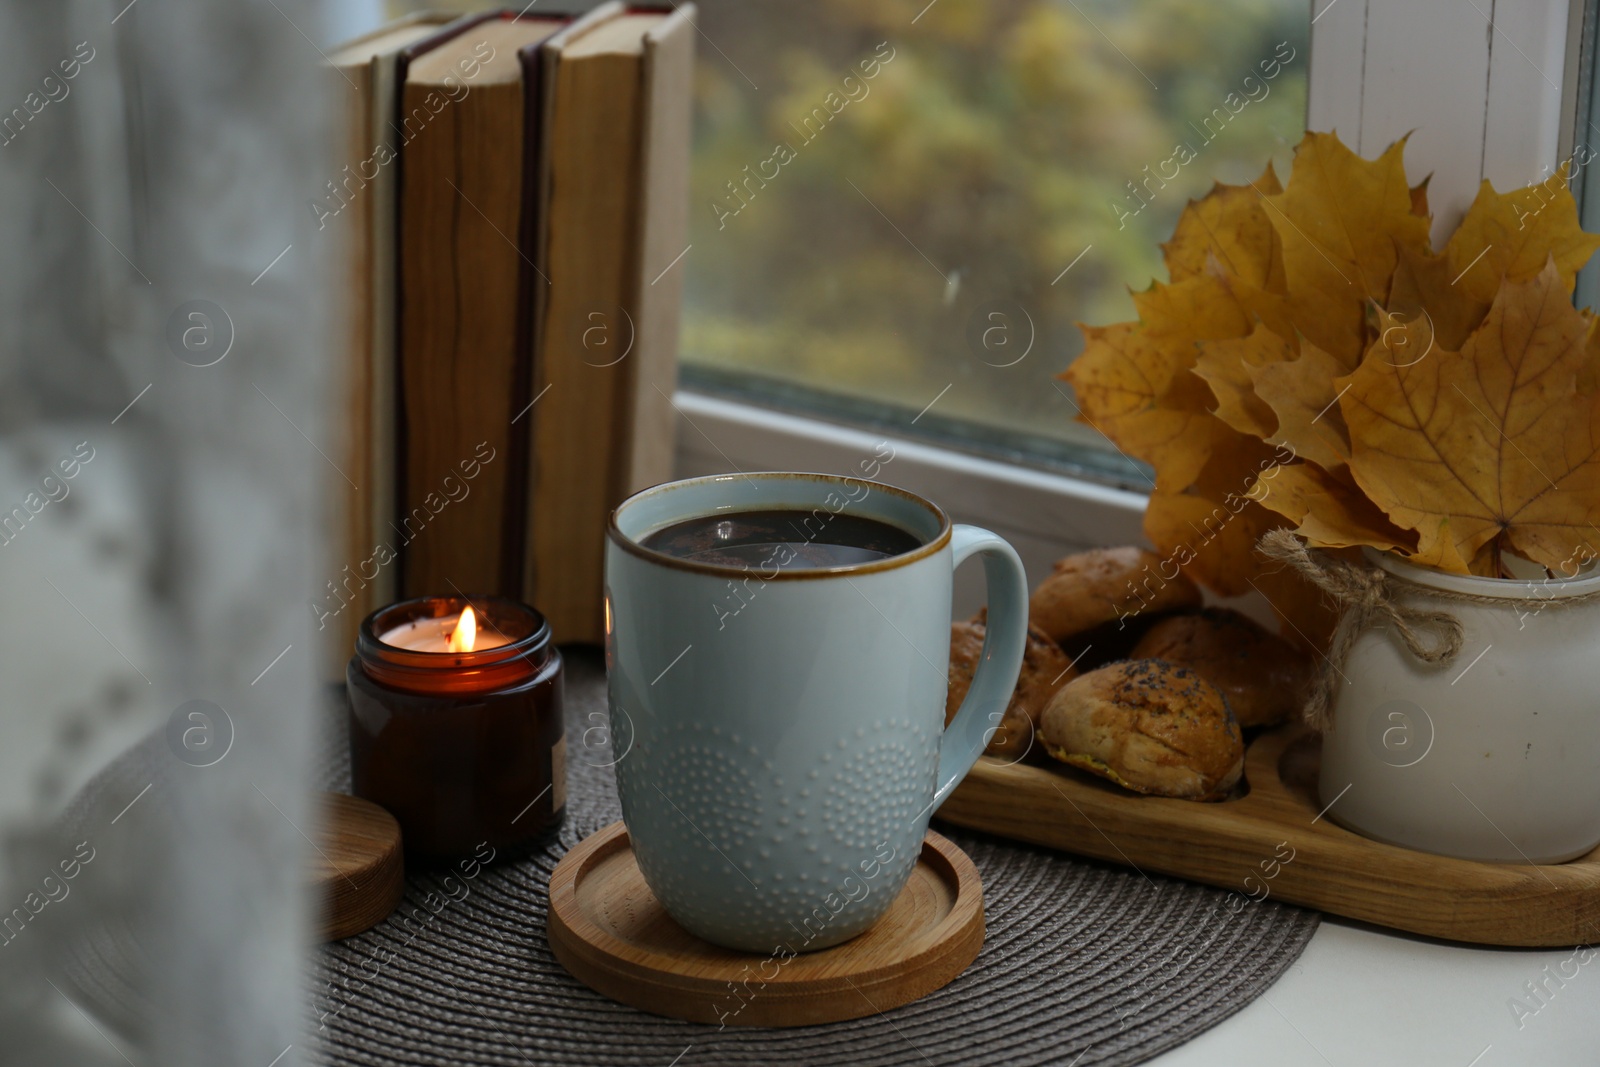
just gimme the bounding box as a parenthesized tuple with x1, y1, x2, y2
(640, 507, 923, 569)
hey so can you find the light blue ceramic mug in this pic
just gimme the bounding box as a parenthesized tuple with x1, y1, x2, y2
(604, 472, 1027, 953)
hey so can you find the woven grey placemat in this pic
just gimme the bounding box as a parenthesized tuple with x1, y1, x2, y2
(311, 649, 1318, 1067)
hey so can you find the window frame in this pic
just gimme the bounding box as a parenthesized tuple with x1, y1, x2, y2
(673, 0, 1591, 560)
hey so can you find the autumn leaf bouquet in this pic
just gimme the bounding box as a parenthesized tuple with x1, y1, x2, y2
(1065, 130, 1600, 646)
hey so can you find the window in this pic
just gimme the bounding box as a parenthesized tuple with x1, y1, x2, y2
(683, 0, 1310, 487)
(1575, 0, 1600, 309)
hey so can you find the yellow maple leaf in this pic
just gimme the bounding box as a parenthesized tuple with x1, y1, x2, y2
(1251, 461, 1417, 552)
(1067, 323, 1219, 493)
(1141, 435, 1288, 594)
(1386, 244, 1487, 352)
(1160, 166, 1296, 344)
(1410, 175, 1431, 220)
(1130, 272, 1253, 342)
(1145, 445, 1337, 647)
(1342, 261, 1600, 574)
(1162, 163, 1286, 292)
(1248, 341, 1353, 472)
(1067, 273, 1253, 492)
(1192, 323, 1291, 439)
(1193, 326, 1353, 477)
(1144, 483, 1280, 598)
(1445, 167, 1600, 308)
(1265, 133, 1431, 366)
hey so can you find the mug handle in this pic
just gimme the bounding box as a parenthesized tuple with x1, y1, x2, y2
(933, 524, 1029, 808)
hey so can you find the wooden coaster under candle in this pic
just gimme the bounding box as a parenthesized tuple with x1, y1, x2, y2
(314, 792, 405, 941)
(547, 822, 985, 1027)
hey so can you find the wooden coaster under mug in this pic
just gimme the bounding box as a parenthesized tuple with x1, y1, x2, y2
(313, 792, 405, 941)
(548, 822, 984, 1026)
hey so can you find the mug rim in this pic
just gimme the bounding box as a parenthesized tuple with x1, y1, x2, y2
(607, 471, 952, 580)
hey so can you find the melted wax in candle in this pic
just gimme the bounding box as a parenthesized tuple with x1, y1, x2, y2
(379, 615, 511, 653)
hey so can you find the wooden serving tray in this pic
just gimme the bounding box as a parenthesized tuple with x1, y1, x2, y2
(937, 725, 1600, 947)
(548, 822, 984, 1026)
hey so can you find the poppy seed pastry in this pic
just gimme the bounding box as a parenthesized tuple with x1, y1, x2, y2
(1029, 547, 1202, 646)
(1018, 625, 1076, 714)
(946, 619, 1029, 757)
(984, 702, 1035, 759)
(945, 620, 1077, 759)
(945, 619, 987, 726)
(1038, 659, 1244, 801)
(1131, 608, 1312, 728)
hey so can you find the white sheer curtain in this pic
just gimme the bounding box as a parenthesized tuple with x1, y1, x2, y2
(0, 1, 332, 1063)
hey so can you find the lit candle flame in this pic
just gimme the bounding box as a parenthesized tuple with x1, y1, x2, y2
(447, 605, 477, 653)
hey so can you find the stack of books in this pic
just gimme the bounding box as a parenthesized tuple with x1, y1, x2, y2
(323, 4, 693, 657)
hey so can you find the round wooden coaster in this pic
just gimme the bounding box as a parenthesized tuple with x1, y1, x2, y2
(314, 792, 405, 942)
(547, 821, 984, 1027)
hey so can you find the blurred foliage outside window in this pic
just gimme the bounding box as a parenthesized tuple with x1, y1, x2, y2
(686, 0, 1308, 482)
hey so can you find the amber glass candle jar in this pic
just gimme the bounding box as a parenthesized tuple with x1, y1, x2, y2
(347, 595, 565, 864)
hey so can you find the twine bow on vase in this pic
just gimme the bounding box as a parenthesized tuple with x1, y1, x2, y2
(1256, 530, 1466, 731)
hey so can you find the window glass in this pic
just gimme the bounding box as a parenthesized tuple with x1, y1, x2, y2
(1574, 6, 1600, 312)
(684, 0, 1309, 483)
